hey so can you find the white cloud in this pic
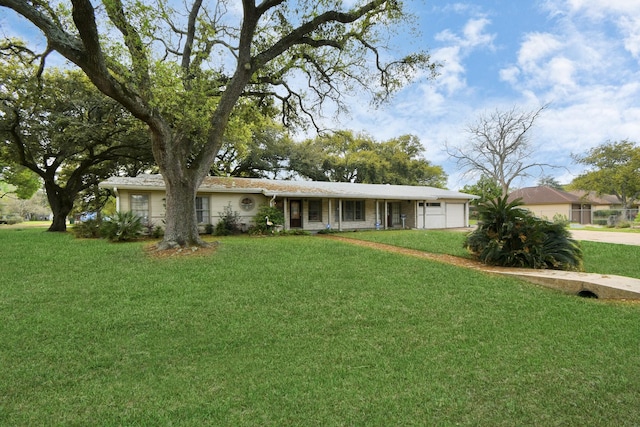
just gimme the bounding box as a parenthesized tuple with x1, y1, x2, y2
(619, 16, 640, 59)
(430, 17, 495, 97)
(547, 57, 576, 89)
(541, 1, 640, 61)
(499, 66, 520, 85)
(517, 32, 563, 70)
(462, 17, 495, 49)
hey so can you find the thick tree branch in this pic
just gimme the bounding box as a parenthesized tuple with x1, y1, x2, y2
(181, 0, 203, 74)
(102, 0, 152, 96)
(253, 0, 388, 67)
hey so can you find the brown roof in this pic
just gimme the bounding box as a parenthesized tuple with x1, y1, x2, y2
(566, 190, 620, 205)
(508, 186, 618, 206)
(100, 174, 478, 201)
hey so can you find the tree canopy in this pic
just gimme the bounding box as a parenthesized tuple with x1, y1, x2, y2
(570, 140, 640, 209)
(460, 175, 502, 205)
(0, 163, 41, 200)
(0, 0, 438, 248)
(289, 131, 447, 187)
(537, 175, 564, 190)
(0, 59, 153, 231)
(213, 122, 294, 179)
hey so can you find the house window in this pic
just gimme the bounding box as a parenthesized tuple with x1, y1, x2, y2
(343, 200, 365, 221)
(308, 200, 322, 222)
(130, 194, 149, 222)
(196, 196, 210, 224)
(426, 202, 441, 207)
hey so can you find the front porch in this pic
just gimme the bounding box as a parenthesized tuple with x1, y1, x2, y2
(276, 198, 470, 232)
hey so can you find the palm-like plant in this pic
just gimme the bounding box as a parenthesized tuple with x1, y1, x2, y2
(465, 196, 583, 271)
(100, 211, 144, 242)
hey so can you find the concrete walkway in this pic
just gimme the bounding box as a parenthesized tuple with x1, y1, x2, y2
(570, 229, 640, 246)
(483, 268, 640, 300)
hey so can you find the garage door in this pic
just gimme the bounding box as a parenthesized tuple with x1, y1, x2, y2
(419, 202, 445, 229)
(446, 203, 465, 228)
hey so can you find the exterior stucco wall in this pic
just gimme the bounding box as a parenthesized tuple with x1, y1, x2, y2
(203, 192, 269, 229)
(521, 203, 572, 220)
(116, 189, 166, 226)
(116, 189, 270, 229)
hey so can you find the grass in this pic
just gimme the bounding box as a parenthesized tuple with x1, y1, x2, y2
(339, 229, 471, 257)
(1, 228, 640, 425)
(580, 241, 640, 278)
(343, 229, 640, 279)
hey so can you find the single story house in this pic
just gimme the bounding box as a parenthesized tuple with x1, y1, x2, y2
(99, 174, 478, 232)
(507, 186, 627, 224)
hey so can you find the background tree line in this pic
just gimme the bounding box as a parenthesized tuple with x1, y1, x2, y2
(214, 128, 447, 187)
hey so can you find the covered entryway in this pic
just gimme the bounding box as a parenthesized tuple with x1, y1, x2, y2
(387, 202, 401, 227)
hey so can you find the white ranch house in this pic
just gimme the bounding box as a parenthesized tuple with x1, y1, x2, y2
(99, 174, 478, 232)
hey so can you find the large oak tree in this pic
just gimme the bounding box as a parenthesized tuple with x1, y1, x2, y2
(0, 0, 437, 249)
(0, 62, 152, 232)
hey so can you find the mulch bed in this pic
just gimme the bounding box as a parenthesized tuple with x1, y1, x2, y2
(144, 242, 220, 259)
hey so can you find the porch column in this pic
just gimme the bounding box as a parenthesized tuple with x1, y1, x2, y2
(384, 200, 388, 230)
(464, 202, 469, 227)
(423, 200, 427, 229)
(327, 199, 332, 229)
(375, 200, 380, 229)
(284, 197, 289, 231)
(338, 199, 343, 231)
(114, 187, 120, 212)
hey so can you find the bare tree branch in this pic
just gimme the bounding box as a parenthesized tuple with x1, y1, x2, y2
(446, 104, 557, 196)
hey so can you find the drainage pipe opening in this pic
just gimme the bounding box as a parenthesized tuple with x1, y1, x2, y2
(577, 290, 598, 299)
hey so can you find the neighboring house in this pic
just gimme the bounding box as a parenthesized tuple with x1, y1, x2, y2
(99, 174, 478, 232)
(507, 186, 629, 224)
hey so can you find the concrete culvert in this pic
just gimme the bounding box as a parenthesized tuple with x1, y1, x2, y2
(577, 290, 598, 299)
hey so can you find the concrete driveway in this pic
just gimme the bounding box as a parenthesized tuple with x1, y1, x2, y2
(570, 229, 640, 246)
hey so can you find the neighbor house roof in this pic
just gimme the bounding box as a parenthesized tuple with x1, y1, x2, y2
(508, 186, 618, 206)
(566, 190, 620, 205)
(100, 174, 478, 201)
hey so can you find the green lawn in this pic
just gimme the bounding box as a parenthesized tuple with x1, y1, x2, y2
(1, 228, 639, 425)
(342, 229, 640, 279)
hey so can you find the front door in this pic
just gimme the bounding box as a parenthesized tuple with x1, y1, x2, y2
(290, 200, 302, 228)
(387, 202, 400, 227)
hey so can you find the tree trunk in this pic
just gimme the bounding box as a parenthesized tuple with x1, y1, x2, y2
(44, 182, 75, 232)
(157, 170, 207, 250)
(49, 209, 71, 232)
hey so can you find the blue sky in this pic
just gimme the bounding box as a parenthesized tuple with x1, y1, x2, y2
(338, 1, 640, 189)
(2, 1, 640, 190)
